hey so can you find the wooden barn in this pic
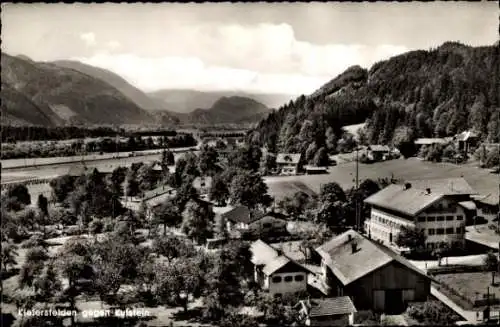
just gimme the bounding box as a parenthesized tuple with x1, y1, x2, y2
(316, 230, 432, 314)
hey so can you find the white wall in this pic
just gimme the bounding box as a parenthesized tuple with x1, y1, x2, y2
(267, 271, 308, 296)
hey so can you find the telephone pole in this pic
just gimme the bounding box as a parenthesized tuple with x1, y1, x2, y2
(355, 146, 360, 231)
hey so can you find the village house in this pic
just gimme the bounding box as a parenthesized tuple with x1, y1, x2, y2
(250, 239, 312, 297)
(192, 176, 213, 196)
(276, 153, 302, 175)
(413, 137, 453, 155)
(304, 165, 329, 175)
(366, 145, 391, 161)
(455, 130, 479, 153)
(315, 230, 432, 314)
(363, 178, 477, 251)
(297, 297, 357, 327)
(221, 205, 288, 235)
(121, 184, 176, 219)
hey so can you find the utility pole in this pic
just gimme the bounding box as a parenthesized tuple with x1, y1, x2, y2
(355, 146, 360, 231)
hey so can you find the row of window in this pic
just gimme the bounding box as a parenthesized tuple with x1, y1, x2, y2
(428, 203, 457, 212)
(426, 226, 465, 235)
(272, 274, 304, 284)
(417, 215, 463, 223)
(426, 241, 463, 249)
(372, 215, 406, 230)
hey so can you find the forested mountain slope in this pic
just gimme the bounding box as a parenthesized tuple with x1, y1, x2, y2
(1, 53, 158, 126)
(250, 42, 499, 153)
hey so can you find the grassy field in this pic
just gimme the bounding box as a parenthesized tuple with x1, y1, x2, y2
(265, 158, 499, 205)
(435, 272, 500, 307)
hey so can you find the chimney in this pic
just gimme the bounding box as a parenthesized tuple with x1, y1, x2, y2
(351, 242, 358, 254)
(426, 188, 431, 195)
(404, 183, 412, 190)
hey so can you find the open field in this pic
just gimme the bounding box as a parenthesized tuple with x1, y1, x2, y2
(1, 146, 197, 169)
(1, 153, 186, 183)
(435, 272, 500, 307)
(265, 158, 499, 205)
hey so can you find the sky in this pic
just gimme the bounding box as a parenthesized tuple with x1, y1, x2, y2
(1, 2, 498, 95)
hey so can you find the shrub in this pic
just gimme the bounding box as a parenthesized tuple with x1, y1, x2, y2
(21, 234, 46, 249)
(65, 226, 83, 236)
(407, 301, 461, 325)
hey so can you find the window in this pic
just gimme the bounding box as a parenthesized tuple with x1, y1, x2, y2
(445, 228, 454, 234)
(295, 275, 304, 282)
(284, 276, 293, 283)
(456, 227, 464, 234)
(417, 217, 426, 222)
(272, 276, 282, 283)
(428, 228, 435, 235)
(446, 216, 454, 221)
(436, 228, 444, 235)
(438, 204, 443, 210)
(427, 216, 436, 222)
(437, 216, 445, 222)
(456, 215, 463, 221)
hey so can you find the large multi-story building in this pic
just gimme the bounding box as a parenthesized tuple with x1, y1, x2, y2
(363, 178, 478, 251)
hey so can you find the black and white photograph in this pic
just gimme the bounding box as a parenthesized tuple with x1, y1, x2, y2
(1, 2, 499, 326)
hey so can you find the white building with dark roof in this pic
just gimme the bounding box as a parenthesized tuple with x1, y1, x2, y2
(363, 178, 478, 251)
(250, 239, 313, 297)
(276, 153, 302, 175)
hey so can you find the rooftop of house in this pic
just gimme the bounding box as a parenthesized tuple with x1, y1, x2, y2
(251, 239, 311, 276)
(405, 177, 476, 196)
(414, 138, 452, 145)
(364, 178, 477, 216)
(455, 130, 479, 142)
(271, 240, 307, 262)
(304, 165, 329, 171)
(316, 230, 431, 286)
(276, 153, 302, 165)
(222, 206, 285, 225)
(192, 176, 213, 189)
(301, 296, 357, 317)
(368, 145, 391, 152)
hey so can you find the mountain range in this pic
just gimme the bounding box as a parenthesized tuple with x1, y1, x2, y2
(148, 89, 293, 113)
(250, 42, 499, 153)
(0, 54, 281, 127)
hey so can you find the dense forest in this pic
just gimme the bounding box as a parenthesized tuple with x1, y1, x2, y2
(249, 42, 499, 155)
(1, 126, 179, 142)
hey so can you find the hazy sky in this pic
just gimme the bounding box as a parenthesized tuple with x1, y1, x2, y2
(2, 2, 497, 95)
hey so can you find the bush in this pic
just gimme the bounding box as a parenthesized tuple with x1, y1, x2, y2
(407, 301, 461, 325)
(21, 234, 46, 249)
(89, 218, 104, 234)
(353, 310, 381, 325)
(102, 218, 116, 232)
(65, 226, 83, 236)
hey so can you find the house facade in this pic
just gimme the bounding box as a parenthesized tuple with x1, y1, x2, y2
(364, 178, 477, 251)
(276, 153, 302, 175)
(316, 230, 432, 314)
(251, 240, 311, 297)
(367, 145, 390, 161)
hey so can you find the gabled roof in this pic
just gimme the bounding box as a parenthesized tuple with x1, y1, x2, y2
(316, 230, 431, 286)
(405, 177, 477, 196)
(368, 145, 390, 152)
(414, 138, 449, 145)
(221, 205, 252, 224)
(456, 130, 479, 141)
(276, 153, 302, 165)
(250, 239, 312, 276)
(364, 184, 443, 216)
(364, 178, 477, 216)
(302, 297, 357, 317)
(192, 176, 213, 189)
